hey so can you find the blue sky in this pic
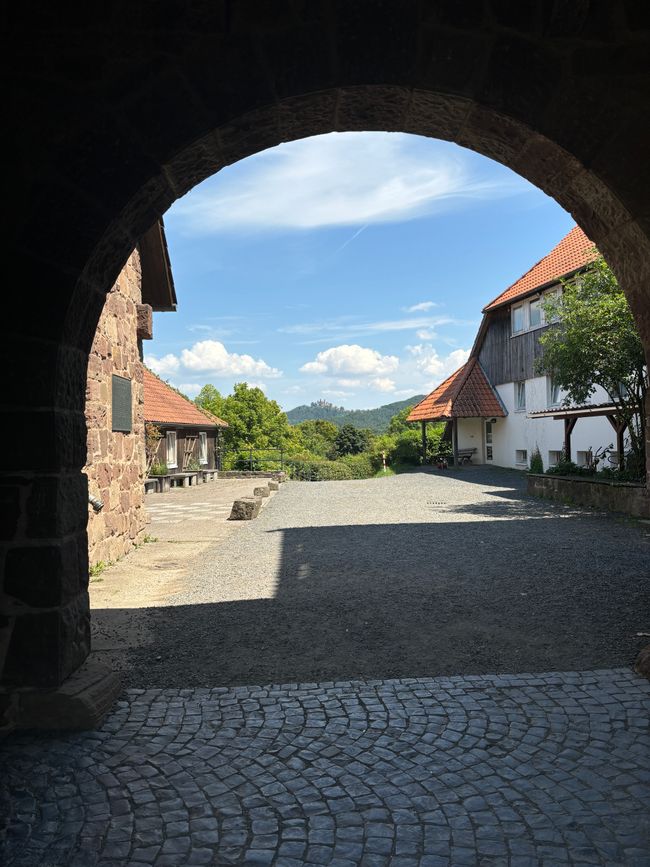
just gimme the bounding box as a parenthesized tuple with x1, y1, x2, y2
(145, 132, 575, 410)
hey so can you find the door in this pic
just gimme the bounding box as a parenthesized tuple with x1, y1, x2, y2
(485, 421, 494, 462)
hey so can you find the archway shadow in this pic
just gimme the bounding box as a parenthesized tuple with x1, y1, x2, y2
(92, 513, 649, 688)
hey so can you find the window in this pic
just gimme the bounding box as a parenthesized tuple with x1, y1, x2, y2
(485, 421, 493, 462)
(515, 381, 526, 411)
(529, 298, 542, 328)
(199, 432, 208, 464)
(515, 449, 528, 465)
(511, 290, 557, 335)
(576, 450, 590, 468)
(548, 377, 561, 406)
(166, 431, 177, 468)
(512, 304, 525, 334)
(548, 450, 562, 467)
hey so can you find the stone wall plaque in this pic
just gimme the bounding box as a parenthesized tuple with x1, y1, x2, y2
(111, 375, 132, 432)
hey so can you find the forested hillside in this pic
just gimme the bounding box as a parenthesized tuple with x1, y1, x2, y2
(286, 396, 425, 433)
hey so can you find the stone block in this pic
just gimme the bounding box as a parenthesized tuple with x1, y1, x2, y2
(634, 645, 650, 679)
(4, 658, 122, 731)
(229, 497, 262, 521)
(253, 485, 270, 498)
(268, 480, 279, 491)
(3, 592, 91, 687)
(4, 538, 87, 608)
(136, 303, 153, 339)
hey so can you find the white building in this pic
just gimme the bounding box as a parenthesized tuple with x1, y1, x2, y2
(409, 226, 622, 471)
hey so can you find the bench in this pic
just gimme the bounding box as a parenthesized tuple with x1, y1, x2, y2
(146, 474, 171, 493)
(169, 472, 199, 488)
(198, 469, 216, 483)
(144, 478, 158, 494)
(456, 447, 477, 465)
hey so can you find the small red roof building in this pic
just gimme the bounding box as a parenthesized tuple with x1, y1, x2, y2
(408, 358, 505, 423)
(143, 368, 228, 427)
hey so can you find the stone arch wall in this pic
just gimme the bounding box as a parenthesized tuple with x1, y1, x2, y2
(3, 3, 649, 692)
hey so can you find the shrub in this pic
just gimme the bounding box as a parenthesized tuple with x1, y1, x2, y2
(340, 453, 375, 479)
(392, 429, 422, 465)
(287, 459, 354, 481)
(529, 446, 544, 474)
(149, 462, 168, 476)
(546, 458, 592, 477)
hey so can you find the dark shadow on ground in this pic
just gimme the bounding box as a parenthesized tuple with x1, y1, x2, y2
(93, 513, 650, 688)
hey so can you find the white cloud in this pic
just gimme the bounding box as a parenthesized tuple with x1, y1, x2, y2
(300, 344, 399, 377)
(282, 315, 455, 344)
(411, 346, 471, 380)
(404, 301, 439, 313)
(416, 329, 436, 340)
(245, 382, 267, 392)
(323, 389, 354, 398)
(146, 353, 180, 377)
(336, 378, 362, 388)
(369, 377, 396, 392)
(173, 132, 528, 233)
(179, 340, 281, 378)
(176, 383, 202, 397)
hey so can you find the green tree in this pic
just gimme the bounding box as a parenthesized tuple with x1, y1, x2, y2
(294, 419, 339, 458)
(218, 383, 295, 453)
(334, 423, 371, 456)
(537, 255, 647, 474)
(195, 384, 226, 419)
(387, 406, 416, 435)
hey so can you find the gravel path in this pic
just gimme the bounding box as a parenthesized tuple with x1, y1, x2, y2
(94, 467, 650, 688)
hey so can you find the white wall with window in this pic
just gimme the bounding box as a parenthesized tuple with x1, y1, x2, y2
(165, 430, 177, 469)
(515, 380, 526, 411)
(491, 376, 615, 472)
(199, 431, 208, 465)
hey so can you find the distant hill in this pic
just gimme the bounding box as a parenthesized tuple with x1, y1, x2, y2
(286, 396, 426, 433)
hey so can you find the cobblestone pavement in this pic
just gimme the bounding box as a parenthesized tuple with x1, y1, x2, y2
(145, 500, 233, 524)
(2, 668, 649, 866)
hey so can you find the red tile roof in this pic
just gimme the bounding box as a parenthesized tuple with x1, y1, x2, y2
(143, 368, 228, 427)
(483, 226, 597, 312)
(407, 358, 506, 422)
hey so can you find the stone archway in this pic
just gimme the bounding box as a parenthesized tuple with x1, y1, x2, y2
(3, 4, 649, 710)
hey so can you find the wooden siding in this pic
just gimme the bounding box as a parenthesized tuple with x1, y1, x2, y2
(478, 308, 550, 385)
(154, 424, 217, 470)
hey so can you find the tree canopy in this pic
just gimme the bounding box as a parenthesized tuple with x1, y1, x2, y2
(196, 382, 295, 453)
(334, 423, 372, 456)
(537, 255, 647, 474)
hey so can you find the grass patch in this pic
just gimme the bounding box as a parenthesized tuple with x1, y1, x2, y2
(89, 560, 112, 578)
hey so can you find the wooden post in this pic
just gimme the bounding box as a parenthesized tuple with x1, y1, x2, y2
(452, 418, 459, 468)
(421, 421, 427, 464)
(606, 415, 627, 469)
(563, 417, 577, 461)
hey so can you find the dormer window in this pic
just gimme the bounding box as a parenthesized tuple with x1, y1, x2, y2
(529, 298, 542, 328)
(512, 304, 525, 334)
(511, 290, 556, 336)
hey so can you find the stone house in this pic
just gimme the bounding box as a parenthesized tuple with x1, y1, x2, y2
(85, 222, 177, 566)
(143, 368, 228, 472)
(409, 227, 624, 470)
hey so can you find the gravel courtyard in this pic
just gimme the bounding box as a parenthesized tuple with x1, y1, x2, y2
(94, 467, 650, 687)
(3, 468, 649, 866)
